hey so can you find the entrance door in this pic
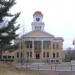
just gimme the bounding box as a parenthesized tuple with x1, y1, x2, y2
(36, 53, 40, 59)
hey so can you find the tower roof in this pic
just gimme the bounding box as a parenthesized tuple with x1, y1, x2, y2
(33, 11, 43, 17)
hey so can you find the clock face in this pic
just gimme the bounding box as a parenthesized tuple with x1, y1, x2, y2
(36, 17, 40, 21)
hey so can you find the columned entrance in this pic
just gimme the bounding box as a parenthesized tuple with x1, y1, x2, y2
(36, 53, 40, 59)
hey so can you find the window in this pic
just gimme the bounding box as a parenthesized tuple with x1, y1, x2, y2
(56, 60, 59, 63)
(27, 52, 32, 58)
(35, 26, 41, 31)
(30, 52, 32, 57)
(21, 42, 23, 49)
(51, 60, 55, 63)
(27, 44, 29, 48)
(51, 60, 53, 63)
(34, 41, 41, 50)
(56, 43, 59, 49)
(53, 53, 55, 58)
(17, 52, 19, 58)
(39, 26, 41, 30)
(43, 52, 49, 58)
(53, 42, 59, 49)
(43, 52, 45, 58)
(8, 56, 11, 58)
(56, 52, 59, 58)
(25, 41, 32, 49)
(3, 56, 7, 59)
(30, 44, 32, 48)
(47, 52, 49, 57)
(27, 52, 29, 58)
(43, 41, 50, 49)
(21, 52, 23, 58)
(53, 43, 56, 49)
(12, 56, 14, 59)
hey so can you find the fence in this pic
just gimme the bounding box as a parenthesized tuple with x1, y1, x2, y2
(15, 63, 75, 71)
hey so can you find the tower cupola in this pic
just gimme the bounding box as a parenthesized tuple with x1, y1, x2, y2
(31, 11, 45, 31)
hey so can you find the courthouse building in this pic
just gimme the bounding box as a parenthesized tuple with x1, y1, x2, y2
(15, 11, 64, 63)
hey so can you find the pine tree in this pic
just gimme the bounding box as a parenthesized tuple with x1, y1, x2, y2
(0, 0, 20, 60)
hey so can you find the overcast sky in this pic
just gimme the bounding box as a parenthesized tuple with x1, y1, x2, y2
(11, 0, 75, 49)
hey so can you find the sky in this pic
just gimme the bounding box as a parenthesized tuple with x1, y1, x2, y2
(10, 0, 75, 49)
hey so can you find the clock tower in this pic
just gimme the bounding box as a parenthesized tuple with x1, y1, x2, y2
(31, 11, 45, 31)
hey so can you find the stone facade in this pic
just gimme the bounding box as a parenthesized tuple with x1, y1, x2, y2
(15, 11, 64, 63)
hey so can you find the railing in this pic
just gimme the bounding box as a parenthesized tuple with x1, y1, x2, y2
(15, 63, 75, 71)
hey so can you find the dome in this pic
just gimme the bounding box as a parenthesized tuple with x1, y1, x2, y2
(33, 11, 43, 17)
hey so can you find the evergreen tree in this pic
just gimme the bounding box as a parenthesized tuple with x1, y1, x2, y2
(0, 0, 20, 59)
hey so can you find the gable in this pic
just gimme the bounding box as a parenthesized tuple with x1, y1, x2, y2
(23, 31, 54, 38)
